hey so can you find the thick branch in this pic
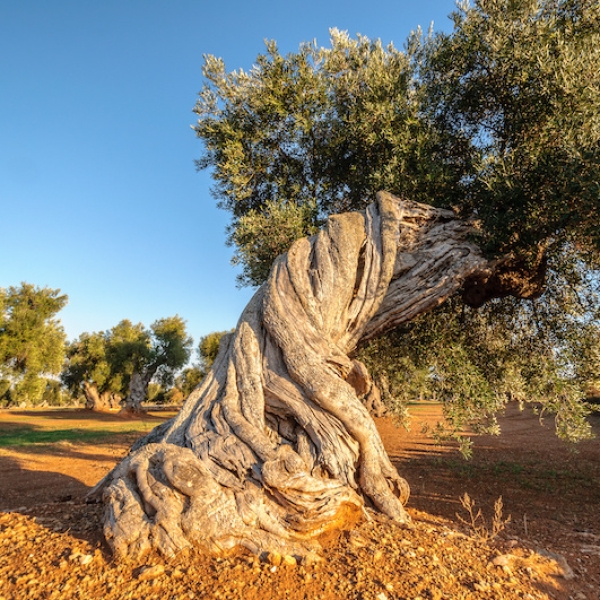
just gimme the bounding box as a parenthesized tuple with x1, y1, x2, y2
(461, 253, 547, 308)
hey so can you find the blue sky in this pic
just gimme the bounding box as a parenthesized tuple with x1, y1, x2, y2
(1, 0, 456, 345)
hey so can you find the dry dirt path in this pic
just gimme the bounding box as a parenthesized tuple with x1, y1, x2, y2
(0, 403, 598, 599)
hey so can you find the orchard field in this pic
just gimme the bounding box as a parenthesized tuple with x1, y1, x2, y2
(0, 404, 598, 599)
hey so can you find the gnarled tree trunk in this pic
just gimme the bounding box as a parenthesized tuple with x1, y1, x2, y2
(88, 193, 517, 560)
(121, 371, 153, 414)
(83, 382, 120, 411)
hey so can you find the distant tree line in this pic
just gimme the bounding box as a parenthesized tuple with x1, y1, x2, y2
(0, 282, 227, 410)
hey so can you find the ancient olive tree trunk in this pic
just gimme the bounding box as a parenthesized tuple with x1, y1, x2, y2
(88, 193, 492, 560)
(83, 382, 120, 411)
(121, 371, 153, 413)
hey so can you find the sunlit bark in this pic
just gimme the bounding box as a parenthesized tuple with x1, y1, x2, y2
(89, 192, 496, 560)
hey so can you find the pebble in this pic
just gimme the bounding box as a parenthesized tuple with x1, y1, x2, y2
(537, 549, 575, 580)
(282, 555, 297, 566)
(79, 554, 93, 566)
(491, 554, 514, 567)
(350, 533, 369, 548)
(138, 564, 166, 581)
(302, 551, 321, 566)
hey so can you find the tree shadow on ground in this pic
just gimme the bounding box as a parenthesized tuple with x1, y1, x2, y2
(0, 455, 91, 510)
(387, 405, 600, 586)
(0, 455, 109, 552)
(1, 440, 131, 464)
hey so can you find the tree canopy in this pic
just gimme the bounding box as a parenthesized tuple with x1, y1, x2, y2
(62, 330, 124, 409)
(194, 0, 600, 285)
(0, 283, 68, 406)
(198, 330, 230, 372)
(193, 0, 600, 442)
(421, 0, 600, 259)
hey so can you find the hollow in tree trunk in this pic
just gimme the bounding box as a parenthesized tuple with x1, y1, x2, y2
(88, 193, 540, 560)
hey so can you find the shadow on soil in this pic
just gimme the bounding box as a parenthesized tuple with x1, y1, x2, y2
(392, 408, 600, 544)
(0, 455, 91, 510)
(0, 455, 109, 553)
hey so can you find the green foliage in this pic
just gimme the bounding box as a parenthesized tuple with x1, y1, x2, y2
(193, 1, 600, 444)
(194, 30, 462, 286)
(156, 334, 227, 405)
(198, 330, 230, 371)
(195, 2, 600, 273)
(62, 330, 121, 399)
(104, 319, 150, 392)
(163, 387, 184, 405)
(175, 366, 204, 397)
(359, 250, 598, 445)
(233, 199, 321, 286)
(149, 316, 194, 387)
(0, 283, 68, 406)
(419, 0, 600, 258)
(40, 379, 71, 407)
(62, 316, 193, 404)
(147, 382, 165, 404)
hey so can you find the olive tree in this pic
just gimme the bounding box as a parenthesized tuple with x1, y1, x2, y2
(91, 0, 600, 560)
(116, 316, 193, 413)
(0, 283, 67, 406)
(63, 316, 193, 412)
(62, 331, 122, 410)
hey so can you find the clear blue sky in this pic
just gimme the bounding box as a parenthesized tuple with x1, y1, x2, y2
(1, 0, 456, 345)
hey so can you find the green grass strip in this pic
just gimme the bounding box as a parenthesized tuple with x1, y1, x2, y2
(0, 426, 150, 447)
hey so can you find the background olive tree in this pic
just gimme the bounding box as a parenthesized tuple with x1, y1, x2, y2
(62, 316, 193, 411)
(193, 0, 600, 443)
(160, 330, 230, 405)
(0, 283, 68, 407)
(62, 330, 123, 410)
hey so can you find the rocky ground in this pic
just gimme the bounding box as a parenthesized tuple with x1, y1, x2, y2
(0, 403, 598, 600)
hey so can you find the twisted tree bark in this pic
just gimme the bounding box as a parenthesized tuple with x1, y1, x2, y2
(121, 371, 153, 414)
(82, 382, 120, 411)
(88, 192, 494, 560)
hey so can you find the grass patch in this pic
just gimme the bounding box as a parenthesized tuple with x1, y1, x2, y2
(0, 423, 158, 447)
(0, 427, 152, 447)
(492, 461, 525, 476)
(0, 409, 175, 449)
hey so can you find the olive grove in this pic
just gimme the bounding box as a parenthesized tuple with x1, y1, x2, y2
(63, 317, 192, 412)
